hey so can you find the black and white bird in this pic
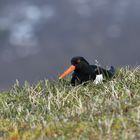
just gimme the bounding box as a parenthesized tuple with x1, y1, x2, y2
(59, 56, 115, 86)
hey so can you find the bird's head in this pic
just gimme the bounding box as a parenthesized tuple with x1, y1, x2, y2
(59, 56, 90, 79)
(71, 56, 89, 66)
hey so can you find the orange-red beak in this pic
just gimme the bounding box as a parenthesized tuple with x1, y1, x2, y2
(59, 65, 76, 79)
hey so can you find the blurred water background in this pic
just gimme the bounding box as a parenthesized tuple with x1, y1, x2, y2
(0, 0, 140, 89)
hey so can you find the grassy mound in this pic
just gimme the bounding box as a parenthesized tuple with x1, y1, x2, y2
(0, 66, 140, 140)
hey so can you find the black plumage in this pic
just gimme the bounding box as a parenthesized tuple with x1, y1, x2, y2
(70, 56, 115, 86)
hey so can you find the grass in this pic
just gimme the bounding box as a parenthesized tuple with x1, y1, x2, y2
(0, 66, 140, 140)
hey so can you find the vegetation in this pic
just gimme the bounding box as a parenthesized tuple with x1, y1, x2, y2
(0, 66, 140, 140)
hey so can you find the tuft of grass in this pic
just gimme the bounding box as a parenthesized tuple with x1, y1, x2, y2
(0, 66, 140, 140)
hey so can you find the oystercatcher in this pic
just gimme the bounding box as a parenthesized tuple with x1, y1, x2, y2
(59, 56, 115, 86)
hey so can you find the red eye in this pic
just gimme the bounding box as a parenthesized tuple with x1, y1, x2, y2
(77, 59, 81, 63)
